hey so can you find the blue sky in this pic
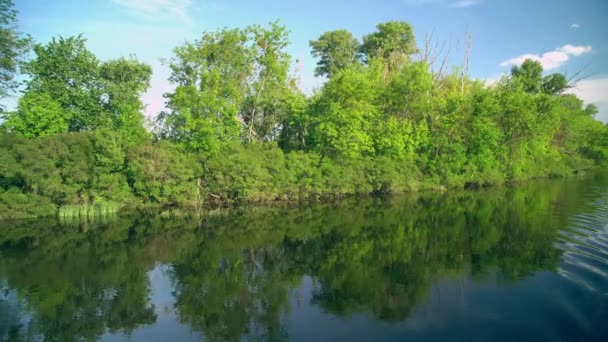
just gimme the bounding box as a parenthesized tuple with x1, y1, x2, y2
(14, 0, 608, 121)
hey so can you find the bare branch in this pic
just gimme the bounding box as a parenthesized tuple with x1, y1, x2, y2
(436, 36, 453, 81)
(460, 28, 473, 95)
(566, 62, 593, 88)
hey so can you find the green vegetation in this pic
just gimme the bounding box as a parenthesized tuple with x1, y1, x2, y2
(0, 0, 607, 219)
(0, 0, 30, 105)
(58, 203, 119, 221)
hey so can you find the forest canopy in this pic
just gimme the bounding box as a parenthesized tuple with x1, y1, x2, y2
(0, 0, 607, 219)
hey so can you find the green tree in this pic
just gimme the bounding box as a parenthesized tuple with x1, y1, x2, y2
(584, 103, 598, 117)
(22, 35, 104, 131)
(373, 61, 433, 159)
(3, 92, 67, 138)
(510, 59, 543, 93)
(16, 36, 151, 140)
(541, 73, 568, 95)
(161, 22, 297, 149)
(160, 27, 251, 153)
(309, 29, 360, 78)
(2, 20, 608, 217)
(360, 21, 418, 64)
(0, 0, 30, 104)
(100, 57, 152, 144)
(241, 21, 293, 142)
(309, 63, 382, 158)
(277, 91, 309, 151)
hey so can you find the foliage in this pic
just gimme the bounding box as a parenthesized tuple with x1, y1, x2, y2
(126, 142, 201, 207)
(99, 57, 153, 144)
(3, 35, 151, 142)
(160, 21, 295, 152)
(510, 59, 543, 93)
(308, 62, 382, 159)
(0, 0, 30, 103)
(309, 29, 360, 78)
(241, 21, 293, 142)
(3, 91, 67, 138)
(360, 21, 418, 65)
(0, 19, 607, 218)
(159, 27, 250, 153)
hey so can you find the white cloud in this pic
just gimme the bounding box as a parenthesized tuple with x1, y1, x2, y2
(450, 0, 480, 8)
(566, 76, 608, 122)
(570, 23, 580, 29)
(403, 0, 482, 7)
(111, 0, 193, 21)
(567, 76, 608, 104)
(500, 44, 592, 70)
(557, 44, 592, 56)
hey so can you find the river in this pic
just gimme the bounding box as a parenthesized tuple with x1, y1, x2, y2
(1, 173, 607, 341)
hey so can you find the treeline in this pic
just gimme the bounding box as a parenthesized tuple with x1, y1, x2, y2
(0, 1, 607, 218)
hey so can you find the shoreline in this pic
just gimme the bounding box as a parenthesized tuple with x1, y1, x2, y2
(1, 167, 599, 223)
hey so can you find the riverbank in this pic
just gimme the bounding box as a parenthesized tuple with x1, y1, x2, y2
(0, 130, 601, 220)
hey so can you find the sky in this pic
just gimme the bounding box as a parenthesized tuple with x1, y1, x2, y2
(13, 0, 608, 121)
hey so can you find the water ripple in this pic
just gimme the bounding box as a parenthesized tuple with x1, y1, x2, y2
(557, 189, 608, 296)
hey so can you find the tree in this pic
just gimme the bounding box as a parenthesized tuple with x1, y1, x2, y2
(360, 21, 418, 63)
(584, 104, 598, 117)
(309, 63, 382, 158)
(161, 27, 251, 153)
(161, 22, 296, 150)
(3, 20, 608, 216)
(22, 35, 103, 131)
(541, 73, 568, 95)
(241, 21, 293, 142)
(3, 92, 67, 138)
(277, 92, 309, 151)
(16, 35, 151, 140)
(309, 29, 360, 78)
(0, 0, 30, 105)
(100, 57, 152, 144)
(510, 59, 543, 93)
(374, 61, 433, 158)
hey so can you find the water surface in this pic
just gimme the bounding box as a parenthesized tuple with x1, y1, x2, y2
(1, 174, 607, 341)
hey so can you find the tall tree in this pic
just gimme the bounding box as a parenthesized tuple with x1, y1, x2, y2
(0, 0, 30, 105)
(160, 22, 296, 151)
(309, 63, 382, 158)
(309, 29, 360, 78)
(510, 59, 543, 94)
(584, 104, 598, 117)
(100, 57, 152, 143)
(360, 21, 418, 64)
(241, 21, 292, 142)
(21, 35, 104, 131)
(160, 27, 252, 153)
(7, 36, 152, 139)
(541, 73, 568, 95)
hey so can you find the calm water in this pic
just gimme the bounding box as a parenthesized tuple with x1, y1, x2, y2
(1, 174, 608, 341)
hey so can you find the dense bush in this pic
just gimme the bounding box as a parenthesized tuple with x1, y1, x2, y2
(126, 142, 201, 208)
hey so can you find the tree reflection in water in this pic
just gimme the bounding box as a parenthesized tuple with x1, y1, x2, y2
(0, 175, 605, 341)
